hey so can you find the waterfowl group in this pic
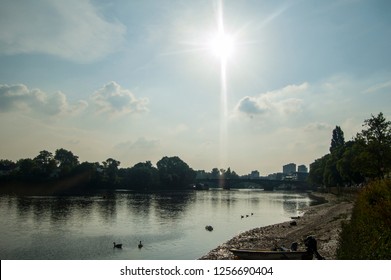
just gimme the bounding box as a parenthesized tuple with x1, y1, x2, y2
(113, 241, 144, 249)
(241, 213, 254, 219)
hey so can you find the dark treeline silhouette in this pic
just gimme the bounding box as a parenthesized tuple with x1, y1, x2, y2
(0, 149, 242, 195)
(0, 151, 199, 194)
(308, 112, 391, 191)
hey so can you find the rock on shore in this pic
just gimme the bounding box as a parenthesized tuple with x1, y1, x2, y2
(198, 193, 354, 260)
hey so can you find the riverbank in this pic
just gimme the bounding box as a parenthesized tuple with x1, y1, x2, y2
(199, 192, 355, 260)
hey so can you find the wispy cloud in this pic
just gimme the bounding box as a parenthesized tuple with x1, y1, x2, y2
(0, 0, 126, 62)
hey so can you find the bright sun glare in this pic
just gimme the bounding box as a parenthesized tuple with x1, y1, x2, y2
(209, 31, 234, 60)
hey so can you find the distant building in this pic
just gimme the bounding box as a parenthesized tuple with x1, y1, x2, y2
(250, 170, 260, 179)
(283, 163, 296, 175)
(268, 172, 284, 180)
(298, 165, 308, 173)
(296, 165, 309, 181)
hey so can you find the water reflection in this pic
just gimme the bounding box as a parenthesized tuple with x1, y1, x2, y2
(153, 191, 194, 220)
(125, 192, 152, 220)
(96, 197, 117, 224)
(0, 190, 313, 260)
(282, 194, 311, 214)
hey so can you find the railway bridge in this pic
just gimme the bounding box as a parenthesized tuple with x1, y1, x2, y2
(195, 178, 311, 191)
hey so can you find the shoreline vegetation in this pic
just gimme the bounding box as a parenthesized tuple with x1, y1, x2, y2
(199, 191, 355, 260)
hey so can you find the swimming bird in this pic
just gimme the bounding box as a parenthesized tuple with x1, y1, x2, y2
(205, 225, 213, 231)
(241, 215, 244, 219)
(113, 242, 122, 249)
(138, 241, 143, 249)
(246, 214, 249, 218)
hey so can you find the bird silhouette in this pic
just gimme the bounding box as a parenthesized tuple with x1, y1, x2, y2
(138, 241, 143, 249)
(113, 242, 122, 249)
(205, 225, 213, 231)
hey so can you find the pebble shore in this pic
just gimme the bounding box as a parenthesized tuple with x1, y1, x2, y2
(198, 192, 354, 260)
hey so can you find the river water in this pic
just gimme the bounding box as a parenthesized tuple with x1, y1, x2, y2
(0, 189, 313, 260)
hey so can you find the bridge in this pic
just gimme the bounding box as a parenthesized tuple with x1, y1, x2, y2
(194, 178, 311, 191)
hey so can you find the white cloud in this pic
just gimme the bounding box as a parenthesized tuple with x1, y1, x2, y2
(0, 81, 149, 119)
(0, 83, 87, 116)
(234, 82, 308, 118)
(92, 81, 149, 117)
(0, 0, 126, 62)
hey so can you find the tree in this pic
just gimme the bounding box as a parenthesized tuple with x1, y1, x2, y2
(309, 156, 328, 186)
(210, 168, 220, 179)
(16, 158, 38, 179)
(126, 161, 159, 190)
(309, 126, 346, 189)
(336, 141, 365, 185)
(0, 159, 16, 173)
(102, 158, 120, 185)
(356, 112, 391, 178)
(34, 150, 56, 176)
(54, 148, 79, 175)
(156, 156, 196, 188)
(323, 154, 343, 188)
(330, 126, 345, 153)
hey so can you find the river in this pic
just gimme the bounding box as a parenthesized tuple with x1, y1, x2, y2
(0, 189, 313, 260)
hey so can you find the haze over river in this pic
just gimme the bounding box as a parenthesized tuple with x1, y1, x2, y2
(0, 189, 313, 259)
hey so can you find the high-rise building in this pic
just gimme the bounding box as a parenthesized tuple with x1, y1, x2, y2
(298, 165, 308, 173)
(283, 163, 296, 175)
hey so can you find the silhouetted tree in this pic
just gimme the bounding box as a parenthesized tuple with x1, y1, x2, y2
(16, 158, 38, 179)
(102, 158, 120, 186)
(330, 126, 345, 153)
(156, 156, 196, 188)
(210, 168, 220, 179)
(356, 112, 391, 178)
(34, 150, 57, 177)
(336, 141, 365, 185)
(54, 148, 79, 175)
(125, 161, 159, 190)
(0, 159, 16, 173)
(309, 156, 328, 186)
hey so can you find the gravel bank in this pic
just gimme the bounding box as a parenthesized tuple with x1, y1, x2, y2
(198, 193, 354, 260)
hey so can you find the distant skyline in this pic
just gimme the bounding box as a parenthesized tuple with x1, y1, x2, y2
(1, 0, 390, 175)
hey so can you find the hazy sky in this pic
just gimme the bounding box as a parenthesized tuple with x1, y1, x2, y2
(0, 0, 390, 175)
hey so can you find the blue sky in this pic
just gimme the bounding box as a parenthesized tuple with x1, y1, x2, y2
(0, 0, 390, 175)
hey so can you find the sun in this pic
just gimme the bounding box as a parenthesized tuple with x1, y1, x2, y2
(209, 31, 235, 61)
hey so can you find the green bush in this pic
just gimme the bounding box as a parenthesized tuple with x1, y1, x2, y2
(337, 179, 391, 259)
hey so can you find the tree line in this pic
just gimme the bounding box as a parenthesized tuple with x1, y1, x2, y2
(309, 112, 391, 190)
(0, 151, 199, 193)
(0, 149, 243, 194)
